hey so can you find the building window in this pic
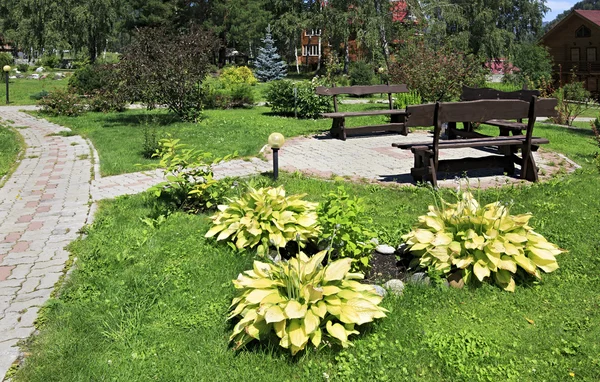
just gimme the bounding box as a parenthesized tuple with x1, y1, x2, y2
(588, 77, 597, 92)
(587, 47, 597, 62)
(302, 44, 320, 56)
(305, 29, 322, 36)
(571, 47, 580, 62)
(576, 25, 591, 38)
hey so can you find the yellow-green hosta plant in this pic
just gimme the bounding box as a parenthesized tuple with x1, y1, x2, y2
(205, 186, 319, 256)
(229, 251, 388, 355)
(402, 191, 566, 292)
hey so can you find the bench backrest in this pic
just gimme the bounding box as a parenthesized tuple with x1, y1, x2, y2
(460, 86, 556, 119)
(315, 84, 409, 111)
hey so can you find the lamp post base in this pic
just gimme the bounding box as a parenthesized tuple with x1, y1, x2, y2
(272, 148, 279, 180)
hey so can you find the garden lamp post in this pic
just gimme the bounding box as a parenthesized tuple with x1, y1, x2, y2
(3, 65, 10, 104)
(268, 132, 285, 180)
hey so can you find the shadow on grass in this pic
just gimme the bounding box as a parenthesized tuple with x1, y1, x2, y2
(102, 112, 183, 128)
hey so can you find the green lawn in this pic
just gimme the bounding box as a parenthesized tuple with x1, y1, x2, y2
(4, 76, 70, 105)
(36, 103, 393, 176)
(11, 110, 600, 381)
(0, 124, 24, 184)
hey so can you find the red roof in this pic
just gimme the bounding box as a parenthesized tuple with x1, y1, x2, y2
(574, 10, 600, 27)
(391, 1, 408, 23)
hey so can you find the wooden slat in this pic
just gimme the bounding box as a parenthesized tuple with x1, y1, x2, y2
(447, 128, 491, 139)
(439, 99, 531, 123)
(484, 119, 526, 129)
(322, 109, 408, 118)
(437, 156, 514, 173)
(405, 103, 436, 127)
(315, 84, 409, 96)
(461, 86, 540, 101)
(393, 136, 549, 150)
(536, 97, 558, 117)
(392, 141, 430, 149)
(344, 123, 408, 136)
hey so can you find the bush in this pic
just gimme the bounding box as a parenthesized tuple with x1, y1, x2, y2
(29, 90, 49, 100)
(205, 186, 319, 257)
(39, 54, 60, 69)
(591, 117, 600, 172)
(120, 26, 218, 122)
(394, 90, 422, 109)
(38, 89, 86, 117)
(507, 42, 553, 88)
(69, 63, 119, 95)
(17, 63, 29, 73)
(87, 91, 127, 112)
(266, 78, 333, 119)
(0, 53, 13, 67)
(317, 187, 377, 272)
(228, 251, 388, 354)
(551, 80, 591, 126)
(389, 43, 486, 102)
(201, 76, 256, 109)
(402, 190, 566, 292)
(148, 137, 234, 213)
(349, 61, 375, 86)
(220, 66, 257, 87)
(228, 84, 255, 107)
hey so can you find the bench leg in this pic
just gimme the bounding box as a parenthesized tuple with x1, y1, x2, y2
(330, 118, 346, 141)
(428, 157, 438, 188)
(447, 122, 457, 140)
(520, 148, 538, 182)
(391, 114, 408, 136)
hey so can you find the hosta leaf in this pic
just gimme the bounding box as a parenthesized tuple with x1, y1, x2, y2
(273, 320, 286, 339)
(284, 300, 307, 319)
(265, 305, 286, 323)
(324, 258, 353, 282)
(340, 298, 383, 325)
(424, 216, 444, 231)
(288, 319, 309, 350)
(473, 261, 490, 281)
(304, 250, 326, 276)
(514, 254, 537, 275)
(528, 245, 560, 261)
(528, 253, 559, 273)
(322, 285, 341, 296)
(414, 229, 435, 243)
(311, 327, 322, 347)
(453, 256, 473, 269)
(505, 232, 527, 243)
(326, 321, 349, 346)
(205, 224, 225, 238)
(498, 255, 518, 273)
(494, 269, 515, 292)
(303, 310, 320, 335)
(245, 289, 276, 304)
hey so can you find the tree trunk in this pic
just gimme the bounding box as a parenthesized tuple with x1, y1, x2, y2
(374, 0, 391, 72)
(316, 36, 322, 72)
(343, 40, 349, 74)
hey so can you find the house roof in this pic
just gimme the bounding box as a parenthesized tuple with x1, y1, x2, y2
(542, 9, 600, 41)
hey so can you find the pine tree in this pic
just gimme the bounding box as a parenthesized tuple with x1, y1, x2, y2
(254, 25, 287, 82)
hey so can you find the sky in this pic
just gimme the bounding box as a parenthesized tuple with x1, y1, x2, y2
(544, 0, 580, 22)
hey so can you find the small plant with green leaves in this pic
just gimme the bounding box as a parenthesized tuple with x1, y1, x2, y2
(38, 89, 86, 117)
(205, 186, 319, 256)
(402, 190, 566, 292)
(592, 116, 600, 171)
(149, 137, 232, 213)
(229, 250, 388, 355)
(394, 90, 422, 109)
(317, 187, 377, 271)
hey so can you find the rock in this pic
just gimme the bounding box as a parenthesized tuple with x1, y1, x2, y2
(372, 285, 387, 298)
(27, 74, 40, 79)
(15, 73, 23, 78)
(383, 279, 405, 295)
(267, 250, 282, 264)
(370, 237, 379, 245)
(40, 74, 48, 80)
(375, 244, 395, 255)
(409, 272, 430, 285)
(35, 66, 44, 72)
(447, 270, 464, 289)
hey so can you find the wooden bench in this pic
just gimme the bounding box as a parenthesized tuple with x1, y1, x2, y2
(316, 84, 409, 140)
(448, 86, 544, 139)
(392, 97, 557, 187)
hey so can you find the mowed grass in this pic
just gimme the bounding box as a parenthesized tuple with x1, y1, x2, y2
(36, 103, 395, 176)
(13, 118, 600, 381)
(5, 76, 69, 105)
(0, 125, 24, 182)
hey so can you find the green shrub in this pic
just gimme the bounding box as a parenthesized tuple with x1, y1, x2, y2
(349, 61, 375, 86)
(39, 54, 60, 69)
(229, 250, 388, 355)
(0, 53, 13, 67)
(38, 89, 86, 117)
(592, 117, 600, 172)
(220, 66, 257, 87)
(87, 90, 127, 112)
(317, 187, 377, 271)
(402, 190, 566, 292)
(266, 79, 333, 119)
(228, 83, 255, 107)
(29, 90, 49, 100)
(149, 137, 233, 213)
(394, 90, 422, 109)
(205, 186, 319, 256)
(201, 76, 255, 109)
(551, 80, 591, 126)
(17, 63, 29, 73)
(69, 63, 119, 95)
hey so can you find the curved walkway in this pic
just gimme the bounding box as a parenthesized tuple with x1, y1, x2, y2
(0, 107, 582, 379)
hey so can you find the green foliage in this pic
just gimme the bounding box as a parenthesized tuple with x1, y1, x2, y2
(229, 251, 388, 355)
(149, 137, 232, 213)
(17, 63, 29, 72)
(551, 81, 591, 126)
(317, 187, 377, 272)
(348, 61, 375, 86)
(394, 90, 422, 109)
(29, 90, 49, 101)
(38, 89, 86, 117)
(205, 186, 319, 256)
(389, 43, 486, 102)
(120, 26, 218, 122)
(201, 75, 256, 109)
(87, 91, 127, 113)
(140, 125, 160, 159)
(0, 52, 14, 67)
(592, 117, 600, 172)
(266, 79, 333, 119)
(69, 63, 116, 94)
(506, 42, 553, 88)
(219, 66, 258, 87)
(403, 190, 566, 292)
(39, 54, 60, 69)
(0, 125, 22, 179)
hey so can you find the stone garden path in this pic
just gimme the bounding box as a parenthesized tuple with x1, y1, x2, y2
(0, 106, 581, 380)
